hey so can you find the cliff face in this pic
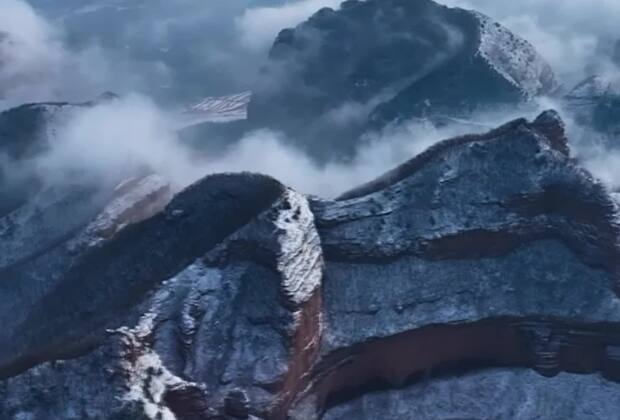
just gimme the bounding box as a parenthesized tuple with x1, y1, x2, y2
(2, 110, 620, 419)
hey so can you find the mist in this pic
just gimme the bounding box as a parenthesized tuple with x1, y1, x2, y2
(24, 93, 482, 198)
(3, 0, 620, 201)
(0, 0, 69, 108)
(30, 95, 201, 190)
(19, 0, 344, 103)
(236, 0, 343, 52)
(438, 0, 620, 191)
(442, 0, 620, 87)
(0, 0, 169, 111)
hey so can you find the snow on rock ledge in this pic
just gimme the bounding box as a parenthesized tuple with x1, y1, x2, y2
(72, 174, 172, 248)
(474, 11, 557, 98)
(114, 313, 196, 420)
(275, 188, 323, 306)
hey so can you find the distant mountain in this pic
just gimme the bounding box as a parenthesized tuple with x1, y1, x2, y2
(24, 0, 288, 103)
(0, 101, 79, 216)
(565, 75, 620, 138)
(246, 0, 556, 159)
(0, 93, 122, 217)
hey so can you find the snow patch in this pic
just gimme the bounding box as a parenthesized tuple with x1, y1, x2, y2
(113, 311, 204, 420)
(90, 175, 169, 232)
(567, 75, 613, 99)
(475, 12, 555, 97)
(177, 91, 252, 128)
(73, 174, 171, 248)
(274, 189, 323, 305)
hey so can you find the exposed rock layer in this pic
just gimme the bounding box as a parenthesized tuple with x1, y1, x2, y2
(2, 111, 620, 419)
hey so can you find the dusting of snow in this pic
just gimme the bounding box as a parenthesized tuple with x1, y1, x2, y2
(113, 311, 204, 420)
(72, 175, 171, 248)
(274, 189, 323, 306)
(566, 75, 612, 99)
(176, 91, 252, 129)
(88, 175, 169, 233)
(113, 176, 140, 193)
(176, 263, 220, 346)
(0, 185, 109, 269)
(474, 12, 555, 98)
(40, 103, 83, 138)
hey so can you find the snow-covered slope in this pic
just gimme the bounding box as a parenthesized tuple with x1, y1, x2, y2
(177, 91, 251, 128)
(474, 12, 557, 98)
(567, 75, 613, 100)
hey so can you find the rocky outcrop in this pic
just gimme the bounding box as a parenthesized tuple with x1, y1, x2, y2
(0, 173, 284, 378)
(292, 110, 620, 417)
(245, 0, 556, 159)
(322, 368, 620, 420)
(2, 111, 620, 419)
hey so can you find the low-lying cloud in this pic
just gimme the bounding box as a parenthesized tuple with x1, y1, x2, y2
(236, 0, 344, 52)
(0, 0, 168, 111)
(442, 0, 620, 86)
(5, 0, 620, 203)
(27, 93, 482, 198)
(206, 120, 477, 197)
(0, 0, 68, 108)
(32, 95, 201, 190)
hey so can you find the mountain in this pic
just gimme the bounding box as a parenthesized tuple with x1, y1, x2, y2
(0, 101, 80, 216)
(2, 2, 619, 419)
(0, 93, 122, 216)
(245, 0, 556, 159)
(565, 75, 620, 138)
(2, 111, 620, 419)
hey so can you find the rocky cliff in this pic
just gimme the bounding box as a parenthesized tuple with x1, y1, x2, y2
(244, 0, 556, 160)
(2, 110, 620, 419)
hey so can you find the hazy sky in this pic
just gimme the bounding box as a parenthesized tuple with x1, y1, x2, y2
(11, 0, 342, 104)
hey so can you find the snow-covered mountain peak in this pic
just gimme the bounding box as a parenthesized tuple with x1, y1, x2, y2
(473, 11, 557, 98)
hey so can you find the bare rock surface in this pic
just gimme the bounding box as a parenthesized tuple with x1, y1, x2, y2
(2, 111, 620, 419)
(322, 369, 620, 420)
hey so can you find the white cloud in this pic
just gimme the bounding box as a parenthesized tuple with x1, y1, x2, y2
(236, 0, 343, 52)
(0, 0, 68, 107)
(33, 95, 201, 190)
(8, 0, 620, 200)
(0, 0, 172, 111)
(25, 91, 489, 199)
(442, 0, 620, 85)
(205, 118, 483, 197)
